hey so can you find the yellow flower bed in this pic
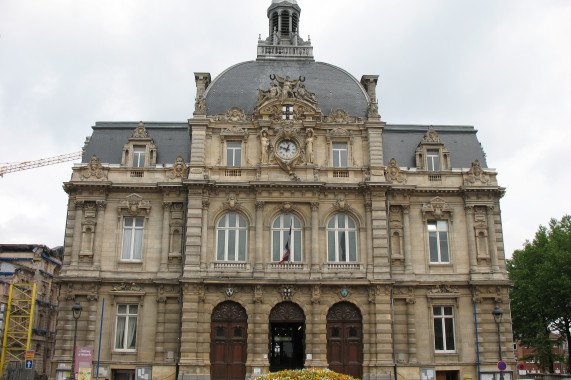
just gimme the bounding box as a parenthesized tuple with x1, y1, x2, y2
(253, 368, 358, 380)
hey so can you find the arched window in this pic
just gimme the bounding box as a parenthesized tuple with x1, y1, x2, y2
(327, 214, 358, 262)
(272, 214, 302, 262)
(216, 212, 247, 261)
(271, 12, 279, 33)
(292, 13, 299, 33)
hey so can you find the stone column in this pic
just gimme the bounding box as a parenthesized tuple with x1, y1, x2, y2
(160, 202, 171, 271)
(465, 206, 478, 272)
(403, 205, 413, 273)
(71, 201, 83, 266)
(365, 202, 374, 275)
(255, 201, 265, 272)
(94, 201, 107, 270)
(311, 202, 319, 272)
(487, 206, 500, 273)
(200, 200, 210, 271)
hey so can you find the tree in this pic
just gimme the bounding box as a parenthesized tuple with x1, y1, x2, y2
(507, 215, 571, 372)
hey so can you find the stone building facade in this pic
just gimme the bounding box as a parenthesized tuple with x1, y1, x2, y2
(53, 1, 515, 380)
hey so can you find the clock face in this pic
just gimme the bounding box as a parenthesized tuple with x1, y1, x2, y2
(277, 139, 298, 159)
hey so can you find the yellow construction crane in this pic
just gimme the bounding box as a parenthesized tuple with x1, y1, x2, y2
(0, 152, 82, 177)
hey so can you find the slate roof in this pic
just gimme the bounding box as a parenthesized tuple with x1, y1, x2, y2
(204, 61, 370, 117)
(82, 122, 191, 165)
(382, 125, 488, 169)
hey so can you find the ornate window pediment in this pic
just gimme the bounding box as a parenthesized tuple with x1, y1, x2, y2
(415, 126, 450, 171)
(121, 122, 157, 168)
(118, 194, 151, 216)
(421, 197, 453, 221)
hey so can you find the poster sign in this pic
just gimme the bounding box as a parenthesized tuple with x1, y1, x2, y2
(78, 367, 92, 380)
(75, 347, 93, 374)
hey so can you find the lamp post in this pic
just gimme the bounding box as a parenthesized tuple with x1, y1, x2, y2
(492, 305, 504, 380)
(70, 301, 82, 380)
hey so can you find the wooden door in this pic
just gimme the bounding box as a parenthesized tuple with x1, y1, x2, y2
(211, 302, 248, 380)
(327, 302, 363, 379)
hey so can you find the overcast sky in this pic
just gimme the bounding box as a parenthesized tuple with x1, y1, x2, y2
(1, 0, 570, 258)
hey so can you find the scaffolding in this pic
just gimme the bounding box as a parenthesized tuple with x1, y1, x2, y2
(0, 284, 37, 377)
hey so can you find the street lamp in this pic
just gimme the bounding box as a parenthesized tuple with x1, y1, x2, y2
(69, 301, 82, 380)
(492, 305, 504, 380)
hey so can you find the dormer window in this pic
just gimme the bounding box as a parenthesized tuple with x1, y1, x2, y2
(282, 104, 293, 120)
(427, 150, 440, 172)
(121, 122, 157, 168)
(415, 126, 450, 171)
(133, 146, 146, 168)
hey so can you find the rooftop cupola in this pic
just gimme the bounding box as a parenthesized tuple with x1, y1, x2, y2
(257, 0, 314, 61)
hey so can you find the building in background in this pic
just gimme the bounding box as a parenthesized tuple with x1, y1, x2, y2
(53, 1, 514, 380)
(515, 334, 568, 375)
(0, 244, 62, 378)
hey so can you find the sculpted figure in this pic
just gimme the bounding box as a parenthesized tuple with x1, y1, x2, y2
(261, 130, 270, 164)
(271, 74, 304, 99)
(257, 83, 280, 103)
(296, 83, 317, 103)
(305, 129, 314, 164)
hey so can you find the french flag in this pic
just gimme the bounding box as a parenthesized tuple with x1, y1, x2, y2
(279, 220, 293, 264)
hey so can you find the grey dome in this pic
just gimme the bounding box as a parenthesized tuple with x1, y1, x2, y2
(203, 60, 370, 117)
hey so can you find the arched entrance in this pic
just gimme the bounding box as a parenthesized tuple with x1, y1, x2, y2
(211, 301, 248, 380)
(269, 302, 305, 372)
(326, 302, 363, 379)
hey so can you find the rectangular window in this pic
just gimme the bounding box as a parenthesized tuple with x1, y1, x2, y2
(226, 142, 242, 167)
(427, 149, 440, 171)
(433, 306, 455, 352)
(133, 146, 146, 168)
(282, 104, 293, 120)
(428, 220, 449, 263)
(121, 217, 144, 261)
(115, 304, 138, 351)
(332, 143, 348, 168)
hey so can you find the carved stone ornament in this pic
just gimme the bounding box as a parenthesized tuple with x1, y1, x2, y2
(464, 160, 490, 185)
(213, 107, 251, 122)
(225, 286, 235, 298)
(472, 285, 503, 303)
(253, 285, 264, 303)
(368, 101, 379, 118)
(118, 194, 151, 216)
(167, 156, 187, 180)
(333, 198, 352, 211)
(281, 285, 295, 301)
(428, 284, 460, 295)
(324, 109, 356, 124)
(422, 197, 453, 220)
(326, 302, 362, 322)
(421, 126, 443, 144)
(221, 126, 247, 136)
(257, 74, 317, 106)
(311, 285, 321, 304)
(112, 282, 144, 292)
(194, 95, 206, 115)
(223, 193, 241, 211)
(81, 155, 107, 181)
(386, 158, 407, 184)
(131, 121, 151, 139)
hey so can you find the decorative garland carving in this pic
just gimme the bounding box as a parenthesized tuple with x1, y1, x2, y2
(311, 285, 321, 304)
(81, 155, 107, 180)
(386, 158, 407, 184)
(221, 126, 247, 136)
(253, 285, 263, 304)
(213, 107, 251, 122)
(167, 156, 187, 180)
(427, 284, 460, 295)
(464, 160, 490, 185)
(222, 193, 241, 211)
(324, 109, 356, 124)
(112, 282, 144, 292)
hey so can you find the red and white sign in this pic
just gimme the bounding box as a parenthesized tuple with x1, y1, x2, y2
(498, 361, 507, 371)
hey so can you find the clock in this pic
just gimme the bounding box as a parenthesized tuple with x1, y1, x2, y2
(276, 139, 298, 160)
